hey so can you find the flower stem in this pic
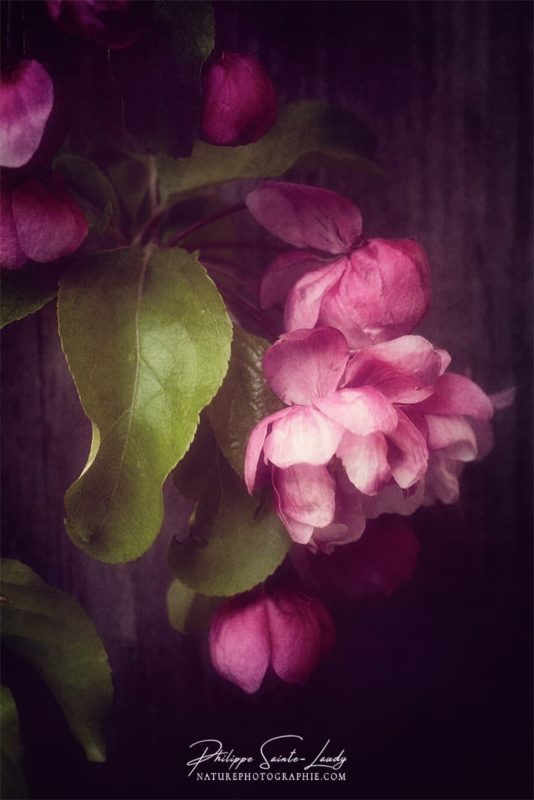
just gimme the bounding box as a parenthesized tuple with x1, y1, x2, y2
(168, 203, 247, 248)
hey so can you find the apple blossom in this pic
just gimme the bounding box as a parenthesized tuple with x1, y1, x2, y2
(246, 182, 430, 348)
(209, 586, 335, 693)
(200, 52, 278, 146)
(0, 60, 54, 169)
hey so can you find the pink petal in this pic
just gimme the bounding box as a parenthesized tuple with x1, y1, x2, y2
(200, 52, 277, 146)
(263, 327, 349, 405)
(0, 190, 26, 270)
(246, 182, 363, 254)
(337, 431, 391, 495)
(267, 589, 335, 684)
(12, 174, 88, 263)
(361, 481, 425, 519)
(244, 408, 289, 493)
(209, 593, 271, 694)
(309, 476, 366, 553)
(425, 414, 478, 461)
(263, 406, 344, 468)
(416, 373, 494, 420)
(259, 250, 329, 309)
(0, 60, 54, 168)
(314, 387, 398, 435)
(387, 409, 429, 489)
(344, 335, 444, 403)
(46, 0, 144, 50)
(423, 452, 464, 505)
(274, 464, 336, 531)
(284, 258, 347, 332)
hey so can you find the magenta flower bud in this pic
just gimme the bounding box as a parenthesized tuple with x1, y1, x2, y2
(200, 52, 278, 146)
(46, 0, 144, 50)
(0, 172, 88, 269)
(209, 587, 335, 693)
(0, 60, 54, 169)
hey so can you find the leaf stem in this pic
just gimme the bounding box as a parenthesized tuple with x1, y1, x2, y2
(168, 203, 247, 248)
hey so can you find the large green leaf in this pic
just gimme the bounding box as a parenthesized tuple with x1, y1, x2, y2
(172, 413, 217, 504)
(58, 246, 232, 563)
(157, 100, 378, 202)
(166, 580, 222, 634)
(0, 263, 62, 329)
(0, 560, 112, 764)
(110, 1, 214, 157)
(0, 686, 27, 799)
(208, 326, 283, 477)
(169, 463, 289, 596)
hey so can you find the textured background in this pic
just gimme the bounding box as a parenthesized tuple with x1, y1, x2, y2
(1, 2, 532, 798)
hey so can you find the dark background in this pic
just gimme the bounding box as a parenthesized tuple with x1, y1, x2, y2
(1, 2, 532, 798)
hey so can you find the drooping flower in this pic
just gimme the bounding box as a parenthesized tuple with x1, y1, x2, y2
(245, 327, 451, 547)
(246, 182, 430, 348)
(209, 586, 335, 693)
(200, 52, 278, 146)
(0, 60, 54, 169)
(46, 0, 144, 50)
(0, 172, 88, 269)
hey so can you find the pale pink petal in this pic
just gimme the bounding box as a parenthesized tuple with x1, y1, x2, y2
(314, 387, 398, 435)
(12, 174, 88, 263)
(259, 250, 329, 308)
(0, 60, 54, 168)
(425, 414, 478, 461)
(387, 410, 429, 489)
(284, 258, 347, 332)
(267, 589, 335, 683)
(274, 464, 336, 530)
(423, 452, 464, 506)
(309, 473, 366, 553)
(471, 418, 494, 460)
(489, 386, 515, 410)
(264, 406, 344, 468)
(417, 373, 494, 420)
(344, 336, 443, 403)
(263, 327, 349, 405)
(246, 181, 363, 254)
(362, 481, 425, 519)
(209, 594, 270, 694)
(0, 191, 26, 269)
(244, 409, 289, 493)
(337, 431, 391, 495)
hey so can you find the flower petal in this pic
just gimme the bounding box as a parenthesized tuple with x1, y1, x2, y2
(259, 250, 329, 308)
(337, 431, 391, 495)
(0, 60, 54, 168)
(425, 414, 478, 461)
(274, 464, 336, 531)
(417, 372, 494, 420)
(244, 409, 289, 493)
(362, 481, 425, 519)
(12, 174, 88, 263)
(0, 190, 26, 270)
(284, 258, 347, 332)
(263, 327, 349, 405)
(387, 410, 429, 489)
(314, 387, 398, 435)
(264, 406, 344, 468)
(423, 452, 464, 505)
(209, 594, 270, 694)
(246, 181, 363, 254)
(344, 335, 444, 403)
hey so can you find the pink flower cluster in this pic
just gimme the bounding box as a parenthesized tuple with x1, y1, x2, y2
(244, 182, 494, 551)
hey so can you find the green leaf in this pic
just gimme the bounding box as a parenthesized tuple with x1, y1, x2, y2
(53, 154, 120, 236)
(166, 580, 222, 634)
(157, 100, 379, 202)
(58, 246, 232, 563)
(1, 263, 62, 329)
(169, 463, 289, 596)
(0, 560, 112, 763)
(0, 686, 28, 799)
(110, 1, 214, 157)
(208, 325, 283, 477)
(172, 414, 217, 504)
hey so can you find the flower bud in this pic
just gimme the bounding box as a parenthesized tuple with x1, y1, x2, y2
(0, 61, 54, 169)
(46, 0, 144, 50)
(200, 52, 278, 146)
(209, 586, 334, 693)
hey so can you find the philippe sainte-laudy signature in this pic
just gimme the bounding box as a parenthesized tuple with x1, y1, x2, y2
(187, 735, 347, 777)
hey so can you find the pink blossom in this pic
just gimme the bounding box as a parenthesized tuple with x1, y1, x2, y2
(0, 60, 54, 169)
(200, 52, 278, 146)
(245, 327, 450, 546)
(46, 0, 144, 50)
(246, 182, 430, 348)
(209, 586, 335, 693)
(0, 173, 88, 269)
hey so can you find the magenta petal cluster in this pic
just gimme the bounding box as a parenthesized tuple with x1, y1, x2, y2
(46, 0, 143, 50)
(0, 60, 54, 169)
(200, 52, 278, 146)
(246, 182, 430, 348)
(1, 173, 88, 269)
(209, 586, 335, 693)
